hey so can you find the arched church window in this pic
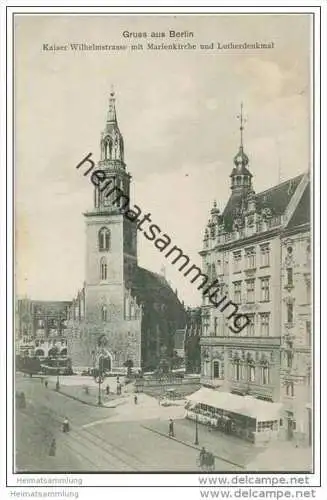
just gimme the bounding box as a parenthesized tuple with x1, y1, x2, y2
(99, 227, 110, 251)
(101, 305, 108, 322)
(100, 257, 108, 280)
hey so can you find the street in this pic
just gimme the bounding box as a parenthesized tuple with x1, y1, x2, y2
(15, 374, 241, 472)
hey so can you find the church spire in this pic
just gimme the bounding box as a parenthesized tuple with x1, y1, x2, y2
(100, 87, 125, 165)
(230, 103, 252, 192)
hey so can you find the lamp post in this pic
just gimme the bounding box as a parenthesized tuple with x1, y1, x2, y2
(194, 412, 199, 445)
(94, 353, 105, 406)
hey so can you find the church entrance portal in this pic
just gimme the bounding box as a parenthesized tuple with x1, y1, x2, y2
(102, 356, 111, 372)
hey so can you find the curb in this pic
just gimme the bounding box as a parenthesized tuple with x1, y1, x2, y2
(141, 424, 245, 470)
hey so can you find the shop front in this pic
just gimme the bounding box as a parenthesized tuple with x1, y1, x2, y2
(185, 387, 282, 446)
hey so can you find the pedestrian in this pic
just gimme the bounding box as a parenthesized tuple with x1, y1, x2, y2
(106, 385, 110, 395)
(49, 438, 56, 456)
(62, 417, 70, 433)
(19, 392, 26, 409)
(44, 380, 48, 388)
(134, 395, 138, 405)
(168, 419, 174, 437)
(198, 447, 207, 470)
(55, 381, 60, 391)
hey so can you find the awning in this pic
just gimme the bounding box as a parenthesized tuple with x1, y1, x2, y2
(186, 387, 282, 422)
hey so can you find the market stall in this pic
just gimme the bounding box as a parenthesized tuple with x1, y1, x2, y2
(185, 387, 282, 445)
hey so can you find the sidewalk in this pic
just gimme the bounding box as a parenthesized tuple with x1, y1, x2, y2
(246, 440, 312, 472)
(142, 418, 262, 469)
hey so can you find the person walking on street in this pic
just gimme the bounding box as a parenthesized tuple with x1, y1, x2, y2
(44, 380, 48, 388)
(134, 395, 138, 405)
(62, 417, 70, 433)
(168, 419, 174, 437)
(106, 385, 110, 395)
(198, 447, 207, 470)
(49, 438, 56, 456)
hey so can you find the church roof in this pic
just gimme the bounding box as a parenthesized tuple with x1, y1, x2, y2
(131, 266, 186, 323)
(222, 174, 305, 233)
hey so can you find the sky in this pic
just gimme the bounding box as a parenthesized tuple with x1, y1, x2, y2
(15, 14, 310, 306)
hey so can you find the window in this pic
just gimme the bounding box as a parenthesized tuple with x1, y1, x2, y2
(234, 359, 241, 381)
(214, 317, 218, 336)
(223, 254, 229, 274)
(260, 244, 270, 267)
(257, 421, 277, 432)
(305, 278, 311, 304)
(213, 361, 220, 379)
(234, 281, 242, 304)
(245, 247, 256, 269)
(306, 243, 311, 265)
(202, 314, 209, 336)
(233, 251, 241, 273)
(287, 303, 294, 324)
(306, 321, 311, 346)
(260, 278, 270, 302)
(260, 313, 270, 336)
(246, 279, 255, 303)
(101, 305, 108, 322)
(100, 257, 108, 280)
(286, 268, 293, 287)
(286, 351, 293, 368)
(248, 361, 255, 382)
(261, 363, 270, 385)
(286, 382, 294, 397)
(211, 264, 217, 280)
(247, 314, 255, 336)
(98, 227, 110, 251)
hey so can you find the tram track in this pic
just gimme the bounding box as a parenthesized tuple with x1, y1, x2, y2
(18, 392, 144, 471)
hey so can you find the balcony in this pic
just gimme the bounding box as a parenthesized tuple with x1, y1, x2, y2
(200, 336, 281, 347)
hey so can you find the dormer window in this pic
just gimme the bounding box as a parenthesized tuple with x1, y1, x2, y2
(99, 227, 110, 251)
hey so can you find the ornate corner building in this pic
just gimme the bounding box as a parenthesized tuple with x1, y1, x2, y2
(15, 298, 71, 356)
(199, 106, 311, 444)
(66, 92, 186, 372)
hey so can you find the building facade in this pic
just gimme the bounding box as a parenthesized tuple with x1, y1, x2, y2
(184, 307, 202, 374)
(67, 92, 186, 372)
(15, 298, 71, 356)
(199, 109, 311, 442)
(279, 196, 311, 444)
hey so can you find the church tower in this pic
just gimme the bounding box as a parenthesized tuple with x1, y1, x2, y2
(84, 90, 138, 324)
(67, 91, 186, 372)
